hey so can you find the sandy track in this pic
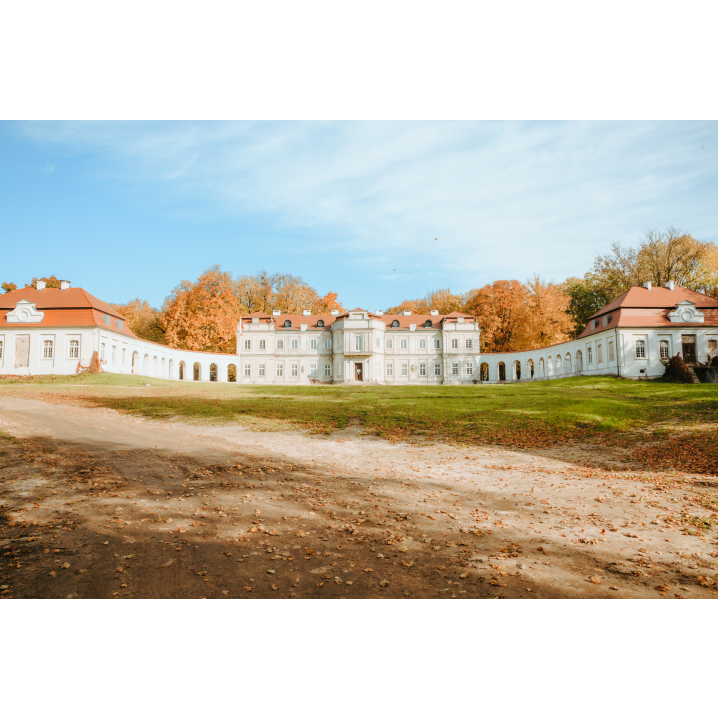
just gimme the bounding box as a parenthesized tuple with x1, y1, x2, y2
(0, 396, 716, 599)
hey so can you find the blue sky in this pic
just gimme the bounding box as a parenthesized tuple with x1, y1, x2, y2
(1, 120, 717, 310)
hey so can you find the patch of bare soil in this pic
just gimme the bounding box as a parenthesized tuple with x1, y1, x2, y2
(1, 396, 717, 599)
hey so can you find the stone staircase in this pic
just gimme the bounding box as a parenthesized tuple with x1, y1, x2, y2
(687, 366, 701, 384)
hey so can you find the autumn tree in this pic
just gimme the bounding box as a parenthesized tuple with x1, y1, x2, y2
(386, 288, 466, 315)
(1, 282, 17, 293)
(464, 280, 528, 353)
(162, 265, 240, 352)
(23, 275, 63, 289)
(108, 298, 166, 344)
(516, 276, 575, 349)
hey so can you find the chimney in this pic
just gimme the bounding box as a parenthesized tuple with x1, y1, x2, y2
(36, 280, 46, 290)
(302, 310, 311, 316)
(430, 310, 439, 316)
(59, 280, 70, 290)
(375, 310, 384, 316)
(403, 310, 411, 315)
(272, 310, 281, 316)
(643, 281, 652, 291)
(331, 310, 339, 316)
(666, 280, 675, 291)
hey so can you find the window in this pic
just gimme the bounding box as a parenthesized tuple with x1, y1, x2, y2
(609, 342, 615, 361)
(276, 364, 283, 377)
(376, 338, 380, 348)
(587, 346, 593, 364)
(434, 339, 441, 349)
(104, 315, 111, 326)
(452, 362, 459, 375)
(116, 319, 123, 330)
(419, 338, 426, 349)
(291, 364, 298, 377)
(277, 340, 284, 349)
(466, 363, 473, 375)
(386, 364, 393, 376)
(324, 364, 331, 377)
(244, 364, 251, 377)
(244, 339, 251, 350)
(386, 339, 393, 349)
(451, 338, 458, 349)
(309, 363, 317, 377)
(259, 339, 266, 350)
(423, 320, 433, 328)
(324, 339, 331, 350)
(597, 344, 603, 363)
(400, 339, 407, 349)
(44, 340, 53, 358)
(284, 320, 292, 328)
(317, 320, 325, 328)
(635, 340, 646, 358)
(0, 340, 3, 359)
(434, 363, 441, 376)
(660, 340, 669, 359)
(122, 348, 126, 364)
(69, 340, 79, 359)
(355, 336, 362, 351)
(709, 339, 717, 356)
(310, 339, 317, 350)
(466, 339, 472, 349)
(391, 320, 400, 328)
(259, 364, 266, 376)
(593, 319, 600, 330)
(291, 339, 299, 350)
(419, 363, 426, 376)
(100, 343, 105, 360)
(401, 363, 408, 376)
(111, 345, 116, 362)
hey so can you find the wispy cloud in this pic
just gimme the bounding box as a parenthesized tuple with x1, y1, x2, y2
(20, 121, 718, 290)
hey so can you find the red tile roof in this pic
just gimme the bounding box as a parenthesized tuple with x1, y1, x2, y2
(587, 286, 718, 318)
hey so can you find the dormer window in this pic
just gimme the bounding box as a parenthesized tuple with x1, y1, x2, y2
(423, 320, 433, 328)
(317, 320, 325, 328)
(391, 320, 400, 328)
(284, 320, 293, 328)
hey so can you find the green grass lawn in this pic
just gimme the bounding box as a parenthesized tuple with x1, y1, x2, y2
(4, 372, 717, 452)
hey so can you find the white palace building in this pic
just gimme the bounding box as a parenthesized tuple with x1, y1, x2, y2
(2, 280, 718, 384)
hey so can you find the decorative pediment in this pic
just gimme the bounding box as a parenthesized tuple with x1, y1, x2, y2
(667, 300, 705, 324)
(6, 299, 45, 324)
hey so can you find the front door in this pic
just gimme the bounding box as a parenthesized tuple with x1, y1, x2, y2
(355, 363, 363, 381)
(682, 335, 697, 364)
(14, 335, 30, 368)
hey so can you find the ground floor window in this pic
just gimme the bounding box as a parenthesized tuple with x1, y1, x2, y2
(659, 340, 669, 359)
(210, 363, 218, 381)
(609, 342, 615, 361)
(635, 340, 645, 358)
(434, 363, 441, 376)
(452, 362, 459, 375)
(419, 362, 426, 376)
(401, 363, 408, 376)
(276, 364, 283, 377)
(69, 340, 79, 359)
(43, 340, 53, 358)
(587, 346, 593, 364)
(0, 340, 3, 359)
(709, 339, 717, 357)
(309, 363, 317, 377)
(386, 364, 393, 376)
(122, 348, 126, 364)
(111, 346, 116, 362)
(466, 363, 473, 375)
(324, 364, 331, 377)
(100, 343, 106, 360)
(244, 363, 251, 377)
(291, 364, 298, 377)
(597, 345, 603, 363)
(259, 364, 265, 376)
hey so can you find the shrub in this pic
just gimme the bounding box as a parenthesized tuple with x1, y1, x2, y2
(711, 355, 718, 367)
(662, 354, 693, 383)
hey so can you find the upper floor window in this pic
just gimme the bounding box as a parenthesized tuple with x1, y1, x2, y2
(43, 340, 53, 359)
(423, 320, 433, 328)
(635, 340, 646, 358)
(259, 339, 266, 350)
(434, 339, 441, 349)
(386, 339, 393, 349)
(609, 342, 615, 361)
(400, 339, 407, 349)
(324, 339, 331, 350)
(355, 336, 362, 351)
(284, 320, 292, 328)
(277, 340, 284, 350)
(310, 339, 317, 350)
(419, 338, 426, 349)
(465, 339, 472, 349)
(244, 339, 251, 350)
(317, 320, 325, 328)
(391, 320, 400, 328)
(291, 339, 299, 350)
(660, 340, 670, 359)
(451, 338, 458, 349)
(69, 340, 79, 359)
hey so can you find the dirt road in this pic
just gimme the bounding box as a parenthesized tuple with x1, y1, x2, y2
(1, 396, 716, 599)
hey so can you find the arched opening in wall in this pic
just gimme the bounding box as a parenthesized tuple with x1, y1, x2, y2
(555, 355, 562, 374)
(547, 356, 553, 376)
(513, 361, 521, 381)
(193, 362, 201, 381)
(480, 362, 489, 381)
(498, 362, 506, 381)
(143, 354, 149, 374)
(528, 359, 534, 378)
(132, 351, 139, 373)
(538, 358, 544, 378)
(565, 353, 572, 373)
(168, 359, 173, 378)
(153, 356, 158, 376)
(161, 357, 166, 377)
(228, 364, 237, 382)
(210, 363, 218, 382)
(575, 350, 583, 373)
(179, 361, 185, 380)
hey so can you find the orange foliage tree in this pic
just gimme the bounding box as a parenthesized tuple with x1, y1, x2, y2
(385, 288, 465, 315)
(162, 265, 240, 352)
(108, 298, 165, 344)
(465, 280, 527, 353)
